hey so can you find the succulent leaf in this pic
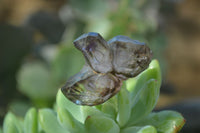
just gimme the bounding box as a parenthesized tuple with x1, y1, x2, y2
(121, 125, 157, 133)
(57, 107, 85, 133)
(24, 108, 38, 133)
(81, 106, 111, 121)
(127, 60, 161, 125)
(136, 111, 185, 133)
(56, 90, 84, 123)
(117, 82, 131, 127)
(38, 109, 67, 133)
(17, 62, 56, 100)
(85, 115, 120, 133)
(101, 102, 117, 120)
(3, 112, 23, 133)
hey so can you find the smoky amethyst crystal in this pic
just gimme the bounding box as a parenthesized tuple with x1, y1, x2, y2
(61, 32, 152, 106)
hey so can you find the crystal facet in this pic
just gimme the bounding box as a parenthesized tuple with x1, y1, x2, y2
(73, 32, 113, 73)
(61, 66, 122, 106)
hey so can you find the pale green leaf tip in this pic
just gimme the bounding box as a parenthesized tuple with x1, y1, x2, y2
(149, 59, 160, 70)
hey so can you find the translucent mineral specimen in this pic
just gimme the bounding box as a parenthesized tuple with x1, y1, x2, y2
(62, 32, 152, 106)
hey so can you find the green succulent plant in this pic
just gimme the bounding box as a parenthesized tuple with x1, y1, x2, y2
(2, 60, 185, 133)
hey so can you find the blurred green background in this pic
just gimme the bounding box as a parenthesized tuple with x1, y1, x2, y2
(0, 0, 200, 132)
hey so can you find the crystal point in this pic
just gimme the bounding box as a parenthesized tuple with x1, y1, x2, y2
(73, 32, 113, 73)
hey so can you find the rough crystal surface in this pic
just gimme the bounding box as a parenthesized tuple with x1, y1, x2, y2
(108, 35, 152, 78)
(61, 66, 122, 106)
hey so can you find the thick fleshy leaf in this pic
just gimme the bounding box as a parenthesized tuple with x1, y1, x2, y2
(51, 46, 85, 84)
(103, 94, 118, 111)
(126, 77, 137, 93)
(101, 102, 117, 120)
(117, 82, 131, 127)
(3, 112, 23, 133)
(85, 115, 120, 133)
(128, 79, 158, 125)
(56, 90, 84, 123)
(121, 125, 157, 133)
(17, 62, 57, 100)
(24, 108, 38, 133)
(136, 111, 185, 133)
(97, 93, 118, 119)
(127, 60, 161, 125)
(57, 107, 85, 133)
(38, 109, 67, 133)
(81, 106, 111, 121)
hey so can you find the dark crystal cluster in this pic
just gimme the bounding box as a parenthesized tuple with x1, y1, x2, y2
(62, 32, 152, 106)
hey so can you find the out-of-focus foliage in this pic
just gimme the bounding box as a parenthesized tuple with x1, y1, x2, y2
(18, 62, 56, 100)
(17, 46, 85, 107)
(2, 60, 185, 133)
(51, 46, 85, 84)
